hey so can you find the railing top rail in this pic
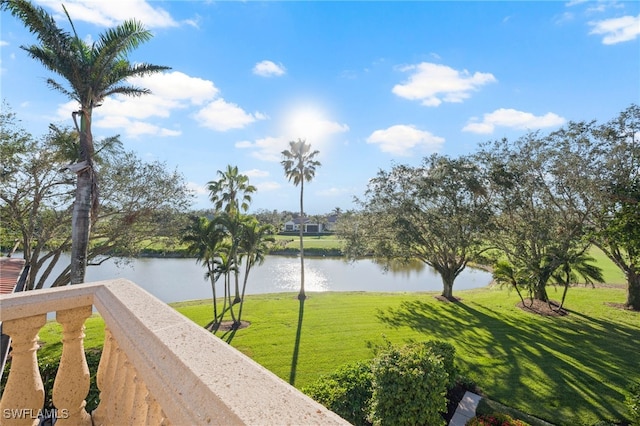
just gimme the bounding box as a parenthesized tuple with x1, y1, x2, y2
(0, 281, 99, 321)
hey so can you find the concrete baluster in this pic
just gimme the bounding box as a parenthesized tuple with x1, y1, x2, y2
(130, 375, 149, 424)
(91, 327, 115, 425)
(0, 314, 47, 426)
(146, 394, 168, 425)
(106, 348, 128, 422)
(52, 306, 93, 425)
(113, 359, 136, 424)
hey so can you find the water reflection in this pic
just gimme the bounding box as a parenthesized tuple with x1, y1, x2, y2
(264, 260, 330, 292)
(372, 258, 428, 277)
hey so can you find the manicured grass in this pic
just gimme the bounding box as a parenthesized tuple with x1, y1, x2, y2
(588, 246, 626, 285)
(272, 234, 343, 250)
(174, 287, 638, 426)
(29, 280, 636, 425)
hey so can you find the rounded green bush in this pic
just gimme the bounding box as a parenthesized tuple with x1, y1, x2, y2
(303, 361, 373, 426)
(369, 342, 449, 426)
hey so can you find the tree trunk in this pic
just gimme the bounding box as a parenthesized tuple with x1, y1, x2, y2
(208, 262, 218, 327)
(237, 263, 251, 325)
(70, 110, 94, 285)
(233, 259, 241, 305)
(70, 167, 92, 284)
(298, 179, 306, 300)
(626, 267, 640, 311)
(533, 279, 549, 302)
(440, 272, 455, 301)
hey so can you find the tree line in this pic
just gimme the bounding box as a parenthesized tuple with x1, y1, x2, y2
(337, 104, 639, 311)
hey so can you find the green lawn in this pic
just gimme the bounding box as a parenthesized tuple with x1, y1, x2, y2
(30, 266, 637, 425)
(588, 246, 626, 284)
(273, 234, 343, 250)
(173, 286, 637, 425)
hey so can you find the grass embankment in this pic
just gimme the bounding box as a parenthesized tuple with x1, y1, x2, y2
(136, 234, 344, 257)
(34, 285, 638, 425)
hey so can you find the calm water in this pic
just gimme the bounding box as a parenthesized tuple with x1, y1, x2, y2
(34, 254, 492, 303)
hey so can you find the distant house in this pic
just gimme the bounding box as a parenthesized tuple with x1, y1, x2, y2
(283, 217, 324, 233)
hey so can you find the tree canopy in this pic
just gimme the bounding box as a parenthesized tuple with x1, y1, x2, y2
(1, 0, 170, 284)
(345, 154, 492, 300)
(0, 107, 191, 289)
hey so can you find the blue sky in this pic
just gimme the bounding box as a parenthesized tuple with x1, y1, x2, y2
(1, 1, 639, 214)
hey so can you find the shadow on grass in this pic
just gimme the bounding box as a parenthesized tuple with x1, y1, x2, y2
(376, 297, 639, 425)
(289, 297, 305, 386)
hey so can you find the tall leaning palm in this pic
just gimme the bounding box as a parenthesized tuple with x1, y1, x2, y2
(281, 139, 321, 300)
(1, 0, 170, 284)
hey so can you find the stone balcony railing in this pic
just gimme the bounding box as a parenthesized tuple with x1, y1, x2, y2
(0, 279, 348, 425)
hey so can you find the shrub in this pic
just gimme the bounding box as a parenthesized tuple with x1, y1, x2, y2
(303, 361, 373, 426)
(627, 381, 640, 426)
(466, 413, 529, 426)
(369, 342, 449, 426)
(422, 340, 457, 389)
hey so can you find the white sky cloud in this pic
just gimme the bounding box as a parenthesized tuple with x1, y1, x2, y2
(462, 108, 566, 134)
(195, 99, 265, 131)
(589, 14, 640, 44)
(236, 136, 287, 162)
(366, 124, 444, 156)
(0, 40, 8, 47)
(392, 62, 497, 106)
(36, 0, 179, 28)
(128, 72, 219, 105)
(244, 169, 270, 178)
(253, 60, 287, 77)
(93, 115, 180, 138)
(52, 71, 227, 137)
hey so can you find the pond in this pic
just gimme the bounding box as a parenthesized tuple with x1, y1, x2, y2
(34, 254, 493, 303)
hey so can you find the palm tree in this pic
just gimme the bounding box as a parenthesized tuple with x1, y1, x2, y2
(182, 216, 226, 329)
(551, 250, 604, 310)
(237, 219, 275, 326)
(207, 166, 256, 303)
(2, 0, 170, 284)
(281, 139, 321, 300)
(207, 165, 256, 214)
(492, 260, 533, 306)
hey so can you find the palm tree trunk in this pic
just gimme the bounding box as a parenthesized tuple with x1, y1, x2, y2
(70, 169, 92, 284)
(298, 179, 306, 300)
(70, 111, 95, 285)
(233, 259, 241, 304)
(207, 262, 219, 327)
(237, 262, 251, 325)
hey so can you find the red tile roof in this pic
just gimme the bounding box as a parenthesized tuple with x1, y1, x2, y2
(0, 258, 26, 295)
